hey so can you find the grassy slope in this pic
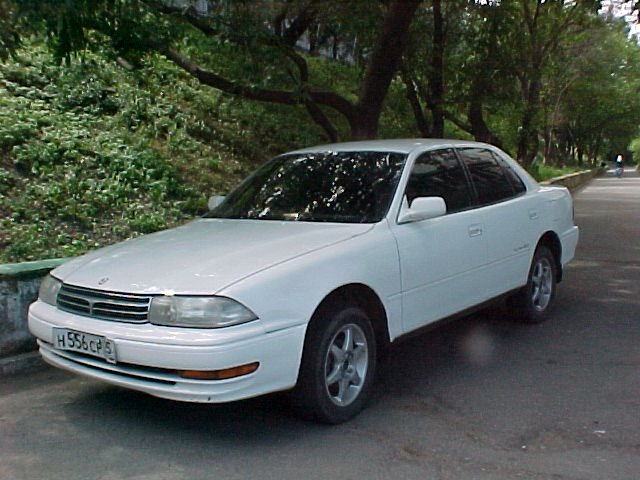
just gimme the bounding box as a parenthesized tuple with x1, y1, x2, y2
(0, 44, 330, 263)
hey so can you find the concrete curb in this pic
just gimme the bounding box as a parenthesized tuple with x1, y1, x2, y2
(0, 351, 48, 376)
(0, 257, 69, 279)
(540, 168, 603, 192)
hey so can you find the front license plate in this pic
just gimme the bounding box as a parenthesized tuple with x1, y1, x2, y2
(52, 328, 117, 364)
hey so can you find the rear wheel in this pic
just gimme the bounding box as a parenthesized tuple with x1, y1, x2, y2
(508, 246, 557, 323)
(290, 306, 376, 424)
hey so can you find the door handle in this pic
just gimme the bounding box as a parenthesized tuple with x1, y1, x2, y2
(468, 224, 483, 237)
(529, 209, 539, 220)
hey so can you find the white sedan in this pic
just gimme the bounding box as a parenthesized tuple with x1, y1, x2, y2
(29, 139, 579, 423)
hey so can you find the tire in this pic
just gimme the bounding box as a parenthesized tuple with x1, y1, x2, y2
(507, 246, 557, 324)
(290, 306, 376, 424)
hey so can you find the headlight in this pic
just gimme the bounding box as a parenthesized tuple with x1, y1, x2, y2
(148, 296, 258, 328)
(39, 274, 62, 306)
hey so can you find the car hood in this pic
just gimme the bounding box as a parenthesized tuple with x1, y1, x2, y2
(53, 219, 373, 294)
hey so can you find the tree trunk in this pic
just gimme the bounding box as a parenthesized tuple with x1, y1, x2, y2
(400, 64, 431, 137)
(517, 78, 542, 166)
(589, 135, 603, 166)
(352, 0, 421, 139)
(468, 99, 499, 146)
(429, 0, 445, 138)
(543, 126, 552, 165)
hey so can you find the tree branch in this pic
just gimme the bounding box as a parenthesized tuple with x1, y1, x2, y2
(281, 2, 318, 47)
(150, 41, 357, 122)
(304, 101, 338, 142)
(541, 2, 580, 56)
(157, 43, 296, 103)
(443, 111, 473, 135)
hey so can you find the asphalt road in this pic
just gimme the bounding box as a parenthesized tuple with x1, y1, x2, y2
(1, 171, 638, 480)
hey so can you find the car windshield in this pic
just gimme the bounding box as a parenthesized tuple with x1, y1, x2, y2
(204, 151, 407, 223)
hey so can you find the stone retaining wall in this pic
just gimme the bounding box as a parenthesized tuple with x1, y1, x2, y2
(0, 259, 67, 359)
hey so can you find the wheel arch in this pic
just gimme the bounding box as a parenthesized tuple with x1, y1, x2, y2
(306, 283, 390, 359)
(537, 231, 563, 282)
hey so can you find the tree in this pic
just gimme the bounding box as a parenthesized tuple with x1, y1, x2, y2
(14, 0, 421, 141)
(400, 0, 468, 139)
(401, 0, 607, 165)
(500, 0, 601, 165)
(557, 24, 640, 165)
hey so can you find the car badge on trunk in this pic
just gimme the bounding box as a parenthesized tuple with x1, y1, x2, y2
(98, 277, 109, 286)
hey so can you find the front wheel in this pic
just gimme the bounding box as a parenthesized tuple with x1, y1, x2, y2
(508, 246, 557, 323)
(290, 306, 376, 424)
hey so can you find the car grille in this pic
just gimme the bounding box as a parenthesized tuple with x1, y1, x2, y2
(57, 284, 152, 323)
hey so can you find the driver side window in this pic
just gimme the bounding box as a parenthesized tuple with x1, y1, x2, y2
(405, 149, 473, 213)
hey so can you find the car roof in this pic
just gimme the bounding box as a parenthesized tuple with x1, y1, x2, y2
(289, 138, 493, 155)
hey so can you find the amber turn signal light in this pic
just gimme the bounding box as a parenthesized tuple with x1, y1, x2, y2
(178, 362, 259, 380)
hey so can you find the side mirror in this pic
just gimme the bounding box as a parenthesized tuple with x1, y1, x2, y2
(208, 195, 226, 210)
(398, 196, 447, 224)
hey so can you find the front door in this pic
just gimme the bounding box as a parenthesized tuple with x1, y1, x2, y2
(390, 149, 488, 334)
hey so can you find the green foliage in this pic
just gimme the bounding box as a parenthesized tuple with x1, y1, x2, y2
(0, 41, 335, 263)
(526, 163, 580, 182)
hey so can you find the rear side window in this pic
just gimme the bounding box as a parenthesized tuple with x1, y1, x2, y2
(405, 149, 473, 213)
(457, 148, 515, 205)
(491, 152, 527, 194)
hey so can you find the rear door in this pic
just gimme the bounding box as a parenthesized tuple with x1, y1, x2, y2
(456, 147, 540, 297)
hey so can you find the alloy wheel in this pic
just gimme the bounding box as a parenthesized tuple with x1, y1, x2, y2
(323, 323, 369, 407)
(531, 257, 553, 312)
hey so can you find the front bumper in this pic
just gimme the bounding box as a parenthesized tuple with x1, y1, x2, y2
(28, 301, 306, 403)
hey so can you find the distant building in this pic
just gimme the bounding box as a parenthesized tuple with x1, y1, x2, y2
(167, 0, 210, 16)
